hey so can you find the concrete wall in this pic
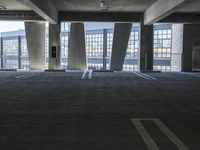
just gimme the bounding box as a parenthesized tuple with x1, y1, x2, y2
(25, 22, 46, 70)
(110, 23, 132, 71)
(68, 23, 87, 70)
(182, 24, 200, 72)
(140, 24, 153, 71)
(49, 24, 61, 70)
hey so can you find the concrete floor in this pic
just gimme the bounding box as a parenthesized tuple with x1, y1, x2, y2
(0, 71, 200, 150)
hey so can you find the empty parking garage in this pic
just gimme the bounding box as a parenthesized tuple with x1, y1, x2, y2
(0, 0, 200, 150)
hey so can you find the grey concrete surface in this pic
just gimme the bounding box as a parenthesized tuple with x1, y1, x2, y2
(48, 23, 61, 70)
(25, 22, 46, 70)
(68, 23, 87, 70)
(50, 0, 157, 12)
(110, 23, 132, 71)
(0, 71, 200, 150)
(18, 0, 58, 24)
(144, 0, 191, 25)
(2, 0, 200, 24)
(171, 24, 183, 72)
(182, 24, 200, 72)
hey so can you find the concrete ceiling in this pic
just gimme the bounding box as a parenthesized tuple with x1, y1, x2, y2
(50, 0, 157, 12)
(0, 0, 30, 10)
(1, 0, 200, 13)
(1, 0, 200, 24)
(178, 0, 200, 13)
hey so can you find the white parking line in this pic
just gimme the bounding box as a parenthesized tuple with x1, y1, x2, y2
(88, 70, 93, 79)
(139, 72, 157, 80)
(153, 119, 190, 150)
(81, 70, 88, 79)
(22, 72, 41, 78)
(131, 118, 190, 150)
(131, 119, 160, 150)
(131, 71, 150, 80)
(16, 72, 36, 79)
(16, 72, 41, 79)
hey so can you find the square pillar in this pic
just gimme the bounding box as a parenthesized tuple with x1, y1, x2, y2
(110, 23, 132, 71)
(68, 23, 87, 70)
(140, 24, 153, 72)
(182, 24, 200, 72)
(49, 23, 61, 70)
(25, 22, 46, 70)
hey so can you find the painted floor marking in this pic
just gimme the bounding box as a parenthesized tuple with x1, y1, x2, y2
(81, 70, 88, 79)
(153, 119, 190, 150)
(16, 72, 34, 79)
(22, 72, 42, 79)
(16, 71, 42, 79)
(138, 72, 157, 80)
(131, 119, 160, 150)
(16, 72, 40, 79)
(130, 118, 190, 150)
(131, 71, 150, 80)
(88, 70, 93, 79)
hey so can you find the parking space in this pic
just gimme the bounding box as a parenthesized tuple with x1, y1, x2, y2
(0, 71, 200, 149)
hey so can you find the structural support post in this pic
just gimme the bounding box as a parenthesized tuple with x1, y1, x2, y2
(110, 23, 132, 71)
(0, 37, 3, 69)
(68, 22, 87, 70)
(49, 23, 61, 70)
(18, 36, 22, 69)
(25, 22, 46, 70)
(182, 24, 200, 72)
(171, 24, 183, 72)
(140, 24, 153, 72)
(103, 29, 107, 70)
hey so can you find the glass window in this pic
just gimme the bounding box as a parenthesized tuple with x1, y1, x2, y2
(153, 24, 172, 72)
(123, 24, 140, 71)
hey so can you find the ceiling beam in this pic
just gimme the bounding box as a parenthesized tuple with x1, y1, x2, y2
(144, 0, 192, 25)
(0, 11, 44, 21)
(18, 0, 58, 24)
(159, 13, 200, 24)
(59, 12, 142, 22)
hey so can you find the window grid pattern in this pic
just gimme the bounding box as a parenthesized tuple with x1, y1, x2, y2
(153, 65, 171, 72)
(107, 30, 113, 57)
(126, 31, 140, 58)
(2, 38, 18, 69)
(3, 39, 18, 56)
(86, 32, 104, 58)
(123, 64, 138, 72)
(21, 37, 29, 70)
(123, 26, 140, 72)
(154, 29, 172, 58)
(61, 34, 69, 69)
(154, 26, 172, 72)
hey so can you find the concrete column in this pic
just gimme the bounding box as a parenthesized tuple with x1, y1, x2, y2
(182, 24, 200, 72)
(0, 37, 3, 69)
(171, 24, 183, 72)
(68, 23, 86, 70)
(25, 22, 46, 70)
(110, 23, 132, 71)
(193, 45, 200, 71)
(49, 23, 61, 70)
(140, 24, 153, 72)
(18, 36, 22, 69)
(103, 29, 107, 70)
